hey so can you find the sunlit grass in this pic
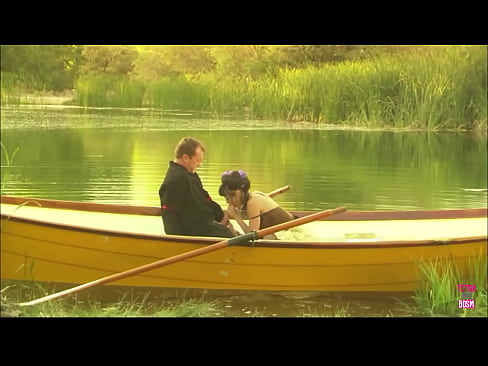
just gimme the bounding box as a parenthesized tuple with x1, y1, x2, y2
(413, 252, 487, 317)
(1, 281, 410, 317)
(0, 282, 225, 318)
(16, 46, 484, 131)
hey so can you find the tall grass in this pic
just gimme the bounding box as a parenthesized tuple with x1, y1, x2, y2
(75, 73, 145, 108)
(413, 252, 487, 317)
(144, 76, 209, 110)
(6, 46, 486, 131)
(247, 46, 486, 130)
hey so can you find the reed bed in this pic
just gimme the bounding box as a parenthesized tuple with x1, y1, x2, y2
(75, 74, 146, 108)
(65, 46, 487, 131)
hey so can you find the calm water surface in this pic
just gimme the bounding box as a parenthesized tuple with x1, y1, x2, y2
(2, 105, 486, 211)
(1, 105, 487, 316)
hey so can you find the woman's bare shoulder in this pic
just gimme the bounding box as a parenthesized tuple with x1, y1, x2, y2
(249, 191, 277, 210)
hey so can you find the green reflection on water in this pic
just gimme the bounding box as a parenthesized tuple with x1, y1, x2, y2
(1, 106, 486, 211)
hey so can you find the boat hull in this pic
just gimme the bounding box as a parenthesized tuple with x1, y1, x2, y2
(1, 196, 486, 292)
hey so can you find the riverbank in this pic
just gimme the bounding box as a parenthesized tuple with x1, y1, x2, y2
(0, 280, 418, 317)
(2, 46, 486, 132)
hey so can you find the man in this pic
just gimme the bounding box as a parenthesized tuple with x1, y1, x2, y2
(159, 137, 235, 237)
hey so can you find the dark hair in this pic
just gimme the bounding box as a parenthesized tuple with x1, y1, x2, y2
(218, 170, 251, 196)
(174, 137, 205, 158)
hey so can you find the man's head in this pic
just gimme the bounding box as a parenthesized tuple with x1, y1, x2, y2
(174, 137, 205, 173)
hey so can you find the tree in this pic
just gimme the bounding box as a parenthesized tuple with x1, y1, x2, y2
(1, 45, 83, 91)
(131, 46, 216, 81)
(80, 46, 138, 75)
(209, 45, 274, 78)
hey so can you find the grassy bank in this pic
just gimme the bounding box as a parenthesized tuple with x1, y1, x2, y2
(2, 46, 486, 131)
(0, 281, 354, 317)
(71, 46, 486, 131)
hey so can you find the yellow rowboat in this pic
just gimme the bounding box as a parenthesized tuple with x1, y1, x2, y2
(1, 195, 486, 292)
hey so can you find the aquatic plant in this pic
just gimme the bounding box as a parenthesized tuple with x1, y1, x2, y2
(0, 142, 19, 194)
(413, 252, 487, 317)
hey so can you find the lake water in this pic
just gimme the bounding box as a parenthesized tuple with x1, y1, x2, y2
(1, 104, 487, 316)
(1, 105, 487, 211)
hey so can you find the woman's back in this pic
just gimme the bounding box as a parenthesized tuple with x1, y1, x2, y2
(247, 192, 294, 229)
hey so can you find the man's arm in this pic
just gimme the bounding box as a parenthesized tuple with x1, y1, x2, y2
(159, 175, 188, 234)
(162, 209, 182, 235)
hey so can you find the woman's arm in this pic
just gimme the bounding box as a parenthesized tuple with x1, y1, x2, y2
(246, 197, 262, 232)
(227, 204, 251, 233)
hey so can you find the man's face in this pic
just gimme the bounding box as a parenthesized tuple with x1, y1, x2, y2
(184, 146, 203, 173)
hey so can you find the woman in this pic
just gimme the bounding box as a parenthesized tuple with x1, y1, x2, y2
(218, 170, 295, 239)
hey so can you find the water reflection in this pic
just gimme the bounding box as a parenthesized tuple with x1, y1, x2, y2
(1, 105, 486, 211)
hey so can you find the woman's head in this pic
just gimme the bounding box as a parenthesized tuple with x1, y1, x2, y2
(219, 170, 251, 205)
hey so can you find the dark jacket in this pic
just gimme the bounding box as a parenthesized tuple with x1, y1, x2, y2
(159, 161, 225, 236)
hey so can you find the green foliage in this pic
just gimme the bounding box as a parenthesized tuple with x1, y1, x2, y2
(75, 73, 145, 107)
(413, 252, 487, 317)
(0, 45, 82, 91)
(206, 46, 486, 130)
(80, 45, 138, 75)
(131, 46, 215, 80)
(2, 45, 487, 131)
(209, 45, 275, 78)
(144, 76, 208, 109)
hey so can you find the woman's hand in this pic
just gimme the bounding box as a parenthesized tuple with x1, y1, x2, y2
(226, 204, 239, 219)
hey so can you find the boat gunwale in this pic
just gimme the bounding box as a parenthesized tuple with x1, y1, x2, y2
(2, 211, 486, 250)
(2, 195, 487, 221)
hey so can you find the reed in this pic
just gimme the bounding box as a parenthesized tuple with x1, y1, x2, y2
(413, 252, 487, 317)
(245, 46, 486, 130)
(144, 76, 209, 110)
(54, 46, 486, 131)
(0, 142, 20, 194)
(75, 74, 146, 108)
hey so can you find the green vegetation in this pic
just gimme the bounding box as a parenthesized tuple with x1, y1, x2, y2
(0, 282, 223, 317)
(413, 252, 487, 317)
(0, 281, 359, 317)
(1, 45, 486, 131)
(0, 142, 19, 193)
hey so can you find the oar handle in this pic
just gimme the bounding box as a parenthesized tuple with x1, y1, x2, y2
(267, 185, 292, 198)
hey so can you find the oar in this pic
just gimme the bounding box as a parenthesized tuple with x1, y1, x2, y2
(267, 185, 292, 198)
(19, 205, 346, 307)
